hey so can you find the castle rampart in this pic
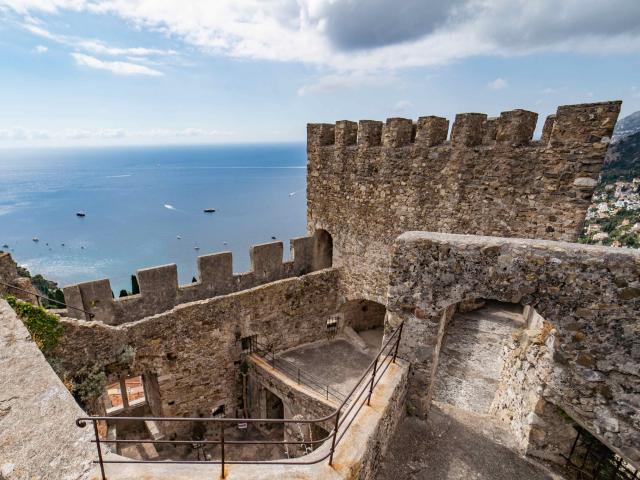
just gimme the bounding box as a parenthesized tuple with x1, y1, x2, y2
(307, 101, 621, 302)
(386, 232, 640, 467)
(63, 233, 322, 325)
(55, 268, 343, 429)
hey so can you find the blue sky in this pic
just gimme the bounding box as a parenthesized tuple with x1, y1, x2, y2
(0, 0, 639, 147)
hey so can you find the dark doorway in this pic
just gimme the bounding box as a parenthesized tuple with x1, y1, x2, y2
(313, 229, 333, 270)
(264, 389, 284, 420)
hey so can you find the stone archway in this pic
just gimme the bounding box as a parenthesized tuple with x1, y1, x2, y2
(340, 298, 386, 351)
(385, 232, 640, 468)
(312, 229, 333, 270)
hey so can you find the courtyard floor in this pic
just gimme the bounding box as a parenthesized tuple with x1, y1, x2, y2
(276, 328, 383, 399)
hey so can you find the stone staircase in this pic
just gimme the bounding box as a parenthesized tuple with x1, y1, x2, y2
(432, 301, 525, 414)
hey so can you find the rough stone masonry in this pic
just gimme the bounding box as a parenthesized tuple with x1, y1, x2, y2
(2, 99, 637, 479)
(385, 232, 640, 467)
(307, 101, 622, 303)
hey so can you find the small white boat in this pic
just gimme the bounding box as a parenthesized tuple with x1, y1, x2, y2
(194, 246, 200, 251)
(76, 211, 86, 217)
(177, 235, 182, 240)
(32, 237, 39, 242)
(203, 208, 216, 213)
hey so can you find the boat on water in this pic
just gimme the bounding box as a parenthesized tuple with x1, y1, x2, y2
(32, 237, 39, 242)
(76, 211, 86, 217)
(203, 208, 216, 213)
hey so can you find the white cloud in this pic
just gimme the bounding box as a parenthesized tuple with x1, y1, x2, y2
(487, 78, 507, 90)
(4, 0, 640, 72)
(0, 127, 50, 140)
(393, 100, 413, 112)
(71, 53, 163, 76)
(23, 23, 177, 57)
(0, 126, 234, 143)
(298, 72, 395, 96)
(33, 44, 48, 53)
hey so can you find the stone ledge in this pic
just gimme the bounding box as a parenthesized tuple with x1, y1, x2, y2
(0, 300, 94, 480)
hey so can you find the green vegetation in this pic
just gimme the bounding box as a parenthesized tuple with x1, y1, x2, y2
(15, 265, 66, 308)
(73, 364, 107, 404)
(131, 274, 140, 295)
(5, 295, 63, 353)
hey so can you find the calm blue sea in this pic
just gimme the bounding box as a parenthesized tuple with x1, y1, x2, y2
(0, 144, 307, 293)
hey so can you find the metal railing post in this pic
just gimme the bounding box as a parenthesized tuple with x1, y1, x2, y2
(367, 356, 378, 406)
(92, 419, 107, 480)
(393, 322, 404, 363)
(328, 409, 340, 466)
(220, 422, 225, 479)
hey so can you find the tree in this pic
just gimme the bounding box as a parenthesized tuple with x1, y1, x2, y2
(131, 275, 140, 295)
(119, 289, 128, 298)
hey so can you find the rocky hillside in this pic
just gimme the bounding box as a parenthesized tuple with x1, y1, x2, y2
(613, 110, 640, 138)
(580, 113, 640, 248)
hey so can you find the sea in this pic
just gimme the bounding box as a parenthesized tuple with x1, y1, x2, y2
(0, 144, 308, 293)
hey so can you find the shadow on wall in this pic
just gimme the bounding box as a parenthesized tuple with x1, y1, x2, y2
(340, 299, 386, 333)
(312, 229, 332, 270)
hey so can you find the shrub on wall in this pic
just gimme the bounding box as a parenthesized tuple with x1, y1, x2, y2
(73, 365, 107, 405)
(5, 295, 63, 353)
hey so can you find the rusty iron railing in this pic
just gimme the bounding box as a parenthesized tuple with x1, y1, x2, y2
(0, 280, 95, 318)
(77, 322, 404, 479)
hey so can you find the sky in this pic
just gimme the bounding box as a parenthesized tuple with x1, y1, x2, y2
(0, 0, 639, 147)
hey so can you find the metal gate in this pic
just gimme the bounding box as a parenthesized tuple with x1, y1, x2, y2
(564, 426, 638, 480)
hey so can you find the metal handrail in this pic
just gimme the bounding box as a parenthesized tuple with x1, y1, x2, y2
(0, 280, 95, 318)
(77, 321, 404, 479)
(251, 341, 347, 402)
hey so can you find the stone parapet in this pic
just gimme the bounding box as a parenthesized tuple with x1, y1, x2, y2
(63, 234, 323, 325)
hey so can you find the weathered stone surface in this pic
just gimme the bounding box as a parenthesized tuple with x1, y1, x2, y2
(386, 232, 640, 467)
(0, 300, 93, 480)
(307, 101, 622, 303)
(0, 253, 38, 303)
(62, 234, 323, 325)
(55, 269, 343, 436)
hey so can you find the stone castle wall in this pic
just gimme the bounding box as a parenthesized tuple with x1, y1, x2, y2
(0, 252, 39, 303)
(63, 233, 325, 325)
(0, 299, 94, 480)
(307, 101, 621, 302)
(54, 269, 342, 435)
(385, 232, 640, 467)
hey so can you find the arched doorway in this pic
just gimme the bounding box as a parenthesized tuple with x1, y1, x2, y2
(312, 229, 333, 270)
(340, 299, 386, 351)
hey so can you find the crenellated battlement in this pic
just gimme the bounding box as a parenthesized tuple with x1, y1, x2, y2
(307, 101, 622, 302)
(308, 101, 620, 151)
(63, 233, 325, 325)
